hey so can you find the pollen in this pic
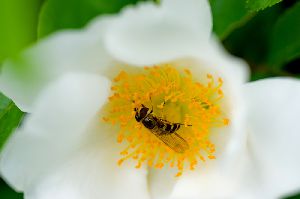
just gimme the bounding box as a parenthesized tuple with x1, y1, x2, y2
(103, 65, 229, 176)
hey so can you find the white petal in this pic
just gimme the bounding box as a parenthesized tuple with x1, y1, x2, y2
(0, 73, 111, 192)
(104, 0, 212, 65)
(244, 78, 300, 198)
(24, 144, 150, 199)
(0, 17, 114, 112)
(162, 0, 212, 35)
(171, 171, 238, 199)
(199, 36, 250, 84)
(150, 167, 239, 199)
(168, 151, 254, 199)
(148, 167, 179, 199)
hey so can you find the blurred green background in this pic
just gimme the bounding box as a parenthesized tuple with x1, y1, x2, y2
(0, 0, 300, 198)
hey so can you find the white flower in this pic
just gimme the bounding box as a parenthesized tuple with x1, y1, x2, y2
(0, 0, 300, 199)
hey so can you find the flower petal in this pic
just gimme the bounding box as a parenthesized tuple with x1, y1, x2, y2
(23, 145, 150, 199)
(167, 148, 260, 199)
(243, 78, 300, 198)
(104, 0, 212, 65)
(148, 167, 179, 199)
(149, 167, 240, 199)
(169, 169, 240, 199)
(199, 36, 250, 84)
(0, 17, 113, 112)
(0, 73, 110, 191)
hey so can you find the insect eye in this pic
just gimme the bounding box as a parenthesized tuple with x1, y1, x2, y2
(139, 107, 149, 118)
(135, 113, 142, 122)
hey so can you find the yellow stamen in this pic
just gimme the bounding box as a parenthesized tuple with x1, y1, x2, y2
(103, 65, 229, 176)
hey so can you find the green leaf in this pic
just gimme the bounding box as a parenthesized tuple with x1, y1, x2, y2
(0, 178, 23, 199)
(284, 191, 300, 199)
(210, 0, 254, 39)
(223, 4, 281, 65)
(268, 1, 300, 69)
(38, 0, 146, 38)
(0, 0, 43, 62)
(246, 0, 283, 12)
(0, 93, 24, 151)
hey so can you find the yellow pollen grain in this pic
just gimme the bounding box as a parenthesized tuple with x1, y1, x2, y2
(103, 64, 229, 176)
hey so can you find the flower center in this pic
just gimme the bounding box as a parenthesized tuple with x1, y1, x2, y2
(103, 64, 229, 176)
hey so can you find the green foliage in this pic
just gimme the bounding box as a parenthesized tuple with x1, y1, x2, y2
(0, 0, 43, 62)
(246, 0, 283, 11)
(38, 0, 145, 38)
(223, 4, 281, 69)
(0, 179, 23, 199)
(285, 193, 300, 199)
(268, 1, 300, 69)
(0, 93, 24, 151)
(210, 0, 254, 39)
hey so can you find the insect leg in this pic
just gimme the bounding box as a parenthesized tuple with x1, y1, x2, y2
(177, 123, 192, 127)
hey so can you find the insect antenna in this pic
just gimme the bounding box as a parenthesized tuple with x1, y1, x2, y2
(148, 95, 154, 114)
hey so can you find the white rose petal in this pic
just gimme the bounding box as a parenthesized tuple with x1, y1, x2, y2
(0, 17, 114, 112)
(243, 78, 300, 198)
(1, 73, 111, 190)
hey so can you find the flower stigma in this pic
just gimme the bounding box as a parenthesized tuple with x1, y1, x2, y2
(103, 65, 229, 176)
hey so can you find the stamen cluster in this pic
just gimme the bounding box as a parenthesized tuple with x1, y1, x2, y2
(103, 65, 228, 176)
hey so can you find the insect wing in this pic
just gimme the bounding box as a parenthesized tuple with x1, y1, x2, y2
(156, 132, 189, 153)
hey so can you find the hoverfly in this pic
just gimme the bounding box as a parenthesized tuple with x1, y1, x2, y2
(134, 104, 190, 153)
